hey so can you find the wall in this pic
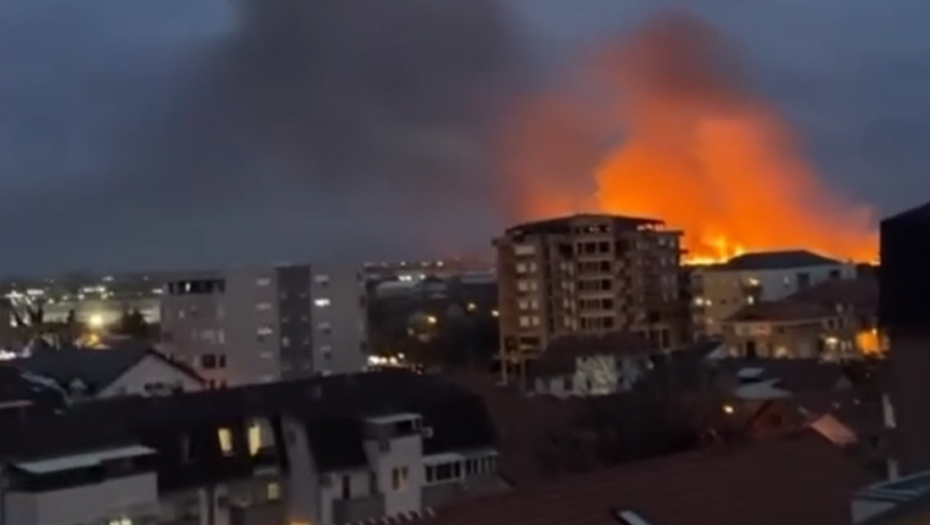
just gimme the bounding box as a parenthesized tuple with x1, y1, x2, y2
(281, 416, 323, 525)
(363, 430, 423, 517)
(97, 355, 205, 397)
(5, 473, 158, 525)
(309, 264, 367, 375)
(223, 268, 281, 385)
(695, 263, 855, 335)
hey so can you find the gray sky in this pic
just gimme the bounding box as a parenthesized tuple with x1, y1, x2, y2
(0, 0, 927, 273)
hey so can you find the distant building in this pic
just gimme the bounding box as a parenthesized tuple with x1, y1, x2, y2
(160, 264, 367, 387)
(881, 201, 930, 477)
(691, 250, 857, 338)
(494, 214, 687, 384)
(526, 332, 657, 398)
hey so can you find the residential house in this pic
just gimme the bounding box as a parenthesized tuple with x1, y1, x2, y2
(526, 332, 656, 397)
(853, 470, 930, 524)
(412, 429, 872, 525)
(0, 365, 69, 416)
(691, 250, 856, 337)
(787, 276, 884, 356)
(721, 300, 854, 359)
(12, 343, 205, 399)
(0, 369, 503, 525)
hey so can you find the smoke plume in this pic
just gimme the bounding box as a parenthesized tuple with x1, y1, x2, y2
(513, 10, 878, 262)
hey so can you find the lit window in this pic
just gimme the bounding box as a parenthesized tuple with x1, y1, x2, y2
(248, 422, 262, 455)
(218, 428, 233, 455)
(256, 277, 272, 286)
(267, 481, 281, 501)
(108, 518, 131, 525)
(256, 302, 272, 311)
(281, 336, 291, 348)
(314, 298, 331, 307)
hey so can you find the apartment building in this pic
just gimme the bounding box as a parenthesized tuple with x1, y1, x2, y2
(0, 370, 502, 525)
(691, 250, 856, 338)
(494, 214, 685, 382)
(160, 264, 366, 387)
(881, 200, 930, 477)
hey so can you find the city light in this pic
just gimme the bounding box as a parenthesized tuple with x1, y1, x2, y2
(87, 313, 105, 330)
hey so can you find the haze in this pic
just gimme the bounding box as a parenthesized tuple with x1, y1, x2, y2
(0, 0, 927, 273)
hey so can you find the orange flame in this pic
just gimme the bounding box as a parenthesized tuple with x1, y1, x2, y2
(508, 11, 878, 264)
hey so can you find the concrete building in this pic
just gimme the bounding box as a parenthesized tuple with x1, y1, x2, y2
(691, 250, 856, 338)
(0, 371, 502, 525)
(160, 264, 367, 387)
(494, 214, 686, 383)
(881, 201, 930, 477)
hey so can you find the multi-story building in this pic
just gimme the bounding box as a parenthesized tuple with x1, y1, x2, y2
(494, 214, 685, 383)
(881, 200, 930, 477)
(160, 264, 367, 387)
(720, 277, 881, 360)
(691, 250, 857, 338)
(0, 370, 502, 525)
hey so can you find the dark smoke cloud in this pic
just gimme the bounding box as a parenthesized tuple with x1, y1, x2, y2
(0, 0, 534, 272)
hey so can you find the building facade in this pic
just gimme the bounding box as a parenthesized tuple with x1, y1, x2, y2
(0, 371, 502, 525)
(494, 214, 686, 383)
(881, 201, 930, 477)
(160, 264, 367, 387)
(691, 250, 856, 338)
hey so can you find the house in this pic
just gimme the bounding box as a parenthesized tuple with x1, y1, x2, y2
(0, 369, 503, 525)
(413, 428, 872, 525)
(711, 358, 852, 398)
(0, 365, 69, 416)
(692, 249, 856, 337)
(526, 332, 656, 397)
(787, 277, 884, 356)
(11, 343, 205, 399)
(721, 300, 854, 359)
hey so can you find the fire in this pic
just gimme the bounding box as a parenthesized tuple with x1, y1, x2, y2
(510, 11, 879, 264)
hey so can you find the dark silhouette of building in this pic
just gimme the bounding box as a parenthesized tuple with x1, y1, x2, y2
(881, 201, 930, 476)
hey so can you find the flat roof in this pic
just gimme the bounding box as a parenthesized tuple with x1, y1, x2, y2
(366, 413, 421, 425)
(15, 444, 156, 474)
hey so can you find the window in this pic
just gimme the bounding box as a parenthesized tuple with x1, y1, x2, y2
(218, 428, 233, 456)
(217, 329, 225, 344)
(266, 481, 281, 501)
(314, 274, 330, 285)
(391, 466, 409, 491)
(318, 322, 332, 334)
(248, 422, 262, 455)
(281, 336, 291, 348)
(320, 344, 333, 360)
(341, 475, 351, 499)
(314, 298, 331, 307)
(256, 302, 272, 311)
(256, 277, 272, 286)
(257, 326, 274, 341)
(108, 519, 131, 525)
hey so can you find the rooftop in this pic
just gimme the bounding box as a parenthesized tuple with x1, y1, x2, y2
(724, 300, 835, 323)
(715, 250, 845, 271)
(504, 214, 668, 237)
(530, 332, 655, 377)
(415, 430, 870, 525)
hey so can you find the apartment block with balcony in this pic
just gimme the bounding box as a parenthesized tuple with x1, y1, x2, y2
(160, 264, 367, 386)
(691, 250, 856, 338)
(0, 370, 502, 525)
(494, 214, 685, 383)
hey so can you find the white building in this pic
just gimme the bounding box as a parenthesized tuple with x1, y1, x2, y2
(159, 264, 368, 387)
(691, 250, 857, 337)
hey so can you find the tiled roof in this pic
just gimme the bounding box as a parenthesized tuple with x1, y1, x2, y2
(415, 430, 870, 525)
(721, 250, 844, 271)
(724, 300, 834, 323)
(787, 278, 878, 312)
(531, 332, 654, 377)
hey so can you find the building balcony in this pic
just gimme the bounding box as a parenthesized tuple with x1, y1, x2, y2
(332, 493, 386, 524)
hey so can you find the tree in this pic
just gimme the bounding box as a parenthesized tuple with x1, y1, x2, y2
(113, 308, 152, 340)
